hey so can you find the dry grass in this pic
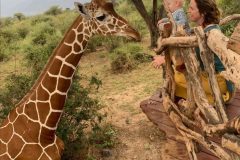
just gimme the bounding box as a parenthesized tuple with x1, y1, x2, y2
(78, 45, 167, 159)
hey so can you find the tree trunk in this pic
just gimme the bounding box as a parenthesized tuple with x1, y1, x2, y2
(131, 0, 159, 47)
(152, 0, 158, 26)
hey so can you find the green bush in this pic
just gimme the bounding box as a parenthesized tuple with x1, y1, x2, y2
(105, 37, 125, 52)
(221, 21, 238, 37)
(0, 28, 19, 43)
(17, 26, 29, 39)
(51, 12, 78, 35)
(45, 6, 63, 16)
(89, 124, 118, 149)
(25, 41, 60, 77)
(219, 0, 240, 16)
(31, 23, 57, 45)
(58, 74, 103, 160)
(14, 13, 26, 21)
(0, 53, 8, 62)
(31, 15, 53, 26)
(25, 23, 62, 77)
(0, 74, 32, 119)
(1, 17, 14, 27)
(0, 37, 8, 62)
(25, 45, 51, 76)
(110, 43, 151, 73)
(87, 36, 106, 52)
(111, 53, 135, 73)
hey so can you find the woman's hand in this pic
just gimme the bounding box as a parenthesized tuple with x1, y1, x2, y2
(157, 19, 164, 26)
(152, 55, 165, 69)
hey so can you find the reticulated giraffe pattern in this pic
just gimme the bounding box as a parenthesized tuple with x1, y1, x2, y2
(0, 0, 140, 159)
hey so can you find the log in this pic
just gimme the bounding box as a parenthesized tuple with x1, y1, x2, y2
(162, 0, 176, 35)
(227, 23, 240, 55)
(162, 88, 233, 160)
(220, 14, 240, 26)
(222, 133, 240, 156)
(154, 36, 198, 53)
(194, 27, 228, 123)
(178, 46, 221, 124)
(207, 29, 240, 88)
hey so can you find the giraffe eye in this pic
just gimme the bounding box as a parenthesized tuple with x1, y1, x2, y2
(96, 14, 106, 21)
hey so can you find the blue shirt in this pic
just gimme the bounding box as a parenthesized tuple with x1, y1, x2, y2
(162, 8, 191, 34)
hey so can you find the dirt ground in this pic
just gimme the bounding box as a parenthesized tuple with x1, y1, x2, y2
(79, 50, 186, 160)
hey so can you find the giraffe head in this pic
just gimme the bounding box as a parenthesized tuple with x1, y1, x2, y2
(74, 0, 141, 41)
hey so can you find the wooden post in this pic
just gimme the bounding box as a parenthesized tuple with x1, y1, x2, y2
(220, 14, 240, 26)
(161, 88, 233, 160)
(222, 133, 240, 156)
(194, 27, 228, 123)
(228, 22, 240, 54)
(207, 29, 240, 88)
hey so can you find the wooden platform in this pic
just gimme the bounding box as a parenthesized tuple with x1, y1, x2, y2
(140, 90, 240, 160)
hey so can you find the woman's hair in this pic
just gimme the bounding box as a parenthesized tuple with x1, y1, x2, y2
(194, 0, 220, 26)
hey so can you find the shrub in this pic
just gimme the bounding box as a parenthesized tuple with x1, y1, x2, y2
(87, 36, 125, 52)
(31, 23, 57, 46)
(105, 37, 125, 52)
(221, 21, 238, 37)
(31, 15, 53, 26)
(45, 6, 63, 16)
(24, 46, 50, 75)
(0, 53, 7, 62)
(14, 13, 26, 21)
(87, 36, 106, 52)
(0, 37, 8, 62)
(111, 53, 135, 73)
(25, 23, 62, 76)
(0, 28, 19, 43)
(89, 124, 118, 149)
(25, 45, 51, 76)
(0, 74, 32, 119)
(1, 17, 14, 27)
(17, 26, 29, 39)
(50, 12, 78, 35)
(219, 0, 240, 16)
(110, 43, 151, 73)
(57, 74, 103, 160)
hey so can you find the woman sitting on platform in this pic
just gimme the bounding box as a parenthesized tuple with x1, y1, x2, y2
(153, 0, 235, 104)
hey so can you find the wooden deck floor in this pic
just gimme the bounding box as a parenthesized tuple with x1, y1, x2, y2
(140, 90, 240, 160)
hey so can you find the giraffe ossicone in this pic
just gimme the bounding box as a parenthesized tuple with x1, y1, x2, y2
(0, 0, 140, 159)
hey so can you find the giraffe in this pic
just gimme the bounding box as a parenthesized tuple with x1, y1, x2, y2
(0, 0, 141, 159)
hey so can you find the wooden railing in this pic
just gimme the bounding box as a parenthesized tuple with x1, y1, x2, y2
(155, 1, 240, 159)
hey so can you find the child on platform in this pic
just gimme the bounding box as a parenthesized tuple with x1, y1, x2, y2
(152, 0, 190, 69)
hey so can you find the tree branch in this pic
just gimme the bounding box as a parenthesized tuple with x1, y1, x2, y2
(194, 27, 228, 123)
(207, 29, 240, 88)
(220, 14, 240, 26)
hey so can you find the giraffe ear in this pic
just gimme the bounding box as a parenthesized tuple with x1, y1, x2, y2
(74, 2, 90, 18)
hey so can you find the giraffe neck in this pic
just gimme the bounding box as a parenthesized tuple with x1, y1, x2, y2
(16, 16, 93, 138)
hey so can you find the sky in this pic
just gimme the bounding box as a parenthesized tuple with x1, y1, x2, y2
(0, 0, 89, 17)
